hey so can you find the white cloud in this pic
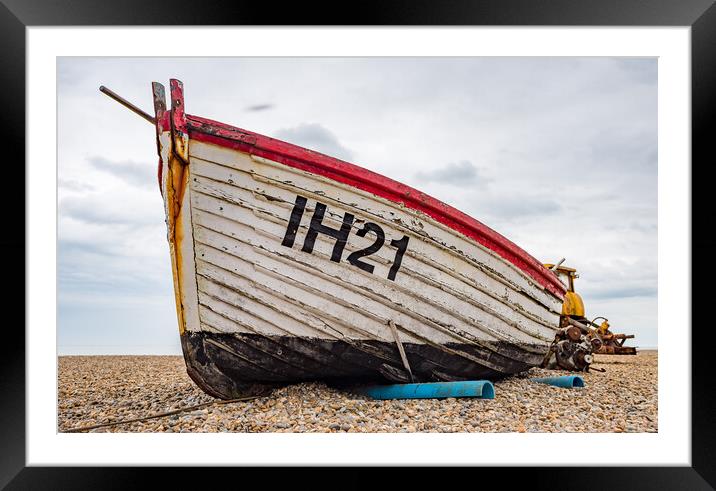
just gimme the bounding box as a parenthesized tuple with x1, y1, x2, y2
(88, 156, 158, 189)
(415, 160, 492, 187)
(273, 123, 353, 161)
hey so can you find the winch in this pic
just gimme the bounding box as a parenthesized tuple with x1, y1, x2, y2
(541, 259, 637, 372)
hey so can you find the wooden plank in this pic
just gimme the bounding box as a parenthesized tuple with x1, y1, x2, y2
(188, 152, 562, 321)
(187, 116, 567, 299)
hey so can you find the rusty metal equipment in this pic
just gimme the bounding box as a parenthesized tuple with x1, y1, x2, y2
(541, 317, 595, 372)
(586, 317, 637, 355)
(541, 260, 637, 372)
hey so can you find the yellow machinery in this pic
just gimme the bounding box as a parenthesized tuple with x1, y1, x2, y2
(544, 260, 636, 356)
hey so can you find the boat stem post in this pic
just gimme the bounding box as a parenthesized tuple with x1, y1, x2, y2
(356, 380, 495, 400)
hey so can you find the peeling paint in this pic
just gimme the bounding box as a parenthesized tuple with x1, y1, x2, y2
(153, 80, 197, 338)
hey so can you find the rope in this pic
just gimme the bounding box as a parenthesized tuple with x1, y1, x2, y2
(388, 320, 414, 383)
(63, 392, 266, 433)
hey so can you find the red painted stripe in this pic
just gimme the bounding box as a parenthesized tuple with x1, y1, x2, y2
(170, 79, 188, 136)
(185, 115, 566, 298)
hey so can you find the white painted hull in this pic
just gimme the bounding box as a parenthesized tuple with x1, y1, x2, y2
(152, 80, 565, 398)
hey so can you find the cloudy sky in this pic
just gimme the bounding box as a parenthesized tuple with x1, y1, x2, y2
(57, 57, 657, 354)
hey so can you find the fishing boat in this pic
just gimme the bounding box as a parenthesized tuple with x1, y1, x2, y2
(104, 79, 581, 399)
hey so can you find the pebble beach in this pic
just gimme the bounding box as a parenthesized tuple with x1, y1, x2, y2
(58, 351, 657, 433)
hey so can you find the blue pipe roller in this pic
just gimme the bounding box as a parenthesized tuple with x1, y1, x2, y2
(357, 380, 495, 400)
(530, 375, 585, 388)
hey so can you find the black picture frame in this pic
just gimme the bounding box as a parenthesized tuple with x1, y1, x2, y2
(4, 0, 714, 488)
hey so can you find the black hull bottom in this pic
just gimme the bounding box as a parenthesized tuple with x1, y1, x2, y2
(180, 331, 547, 399)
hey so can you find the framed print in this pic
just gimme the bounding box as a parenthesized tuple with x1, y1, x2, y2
(5, 0, 715, 488)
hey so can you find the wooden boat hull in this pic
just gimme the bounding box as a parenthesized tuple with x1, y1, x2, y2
(181, 332, 545, 398)
(153, 80, 567, 399)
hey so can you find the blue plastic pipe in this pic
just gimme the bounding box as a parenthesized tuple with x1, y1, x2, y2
(530, 375, 585, 388)
(357, 380, 495, 400)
